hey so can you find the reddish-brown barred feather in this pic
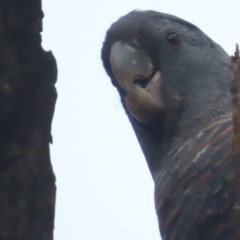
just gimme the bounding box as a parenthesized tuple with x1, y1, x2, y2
(154, 115, 239, 240)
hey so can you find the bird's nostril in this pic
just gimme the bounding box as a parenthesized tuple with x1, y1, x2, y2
(133, 78, 150, 89)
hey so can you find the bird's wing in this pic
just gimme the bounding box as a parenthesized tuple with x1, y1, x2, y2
(154, 114, 239, 240)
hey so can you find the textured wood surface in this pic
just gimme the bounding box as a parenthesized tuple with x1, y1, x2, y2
(229, 45, 240, 239)
(231, 44, 240, 190)
(0, 1, 57, 239)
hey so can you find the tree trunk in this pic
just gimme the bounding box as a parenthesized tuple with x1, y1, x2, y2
(230, 44, 240, 238)
(0, 0, 57, 239)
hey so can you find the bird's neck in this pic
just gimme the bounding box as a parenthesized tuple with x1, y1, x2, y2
(131, 91, 232, 179)
(176, 91, 231, 136)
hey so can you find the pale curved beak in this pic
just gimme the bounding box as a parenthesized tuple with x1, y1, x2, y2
(110, 41, 163, 125)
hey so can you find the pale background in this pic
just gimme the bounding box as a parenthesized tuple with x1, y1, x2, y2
(41, 1, 240, 239)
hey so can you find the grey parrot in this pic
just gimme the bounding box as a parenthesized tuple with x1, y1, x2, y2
(101, 10, 240, 240)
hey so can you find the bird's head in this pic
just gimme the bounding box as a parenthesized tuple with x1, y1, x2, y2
(101, 10, 230, 131)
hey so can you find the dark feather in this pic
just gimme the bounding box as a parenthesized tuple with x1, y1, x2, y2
(101, 10, 240, 240)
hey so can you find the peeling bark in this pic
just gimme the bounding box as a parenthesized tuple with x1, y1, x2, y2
(0, 1, 57, 239)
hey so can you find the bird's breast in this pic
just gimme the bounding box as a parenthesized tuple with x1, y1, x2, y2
(154, 114, 236, 240)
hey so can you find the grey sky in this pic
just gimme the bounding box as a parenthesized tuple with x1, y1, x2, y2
(41, 1, 240, 239)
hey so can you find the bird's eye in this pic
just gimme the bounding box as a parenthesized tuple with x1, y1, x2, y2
(167, 32, 181, 46)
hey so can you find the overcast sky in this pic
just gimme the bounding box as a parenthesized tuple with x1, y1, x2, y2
(41, 1, 240, 239)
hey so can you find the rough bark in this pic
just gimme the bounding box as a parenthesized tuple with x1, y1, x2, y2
(0, 1, 57, 239)
(231, 45, 240, 189)
(230, 44, 240, 238)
